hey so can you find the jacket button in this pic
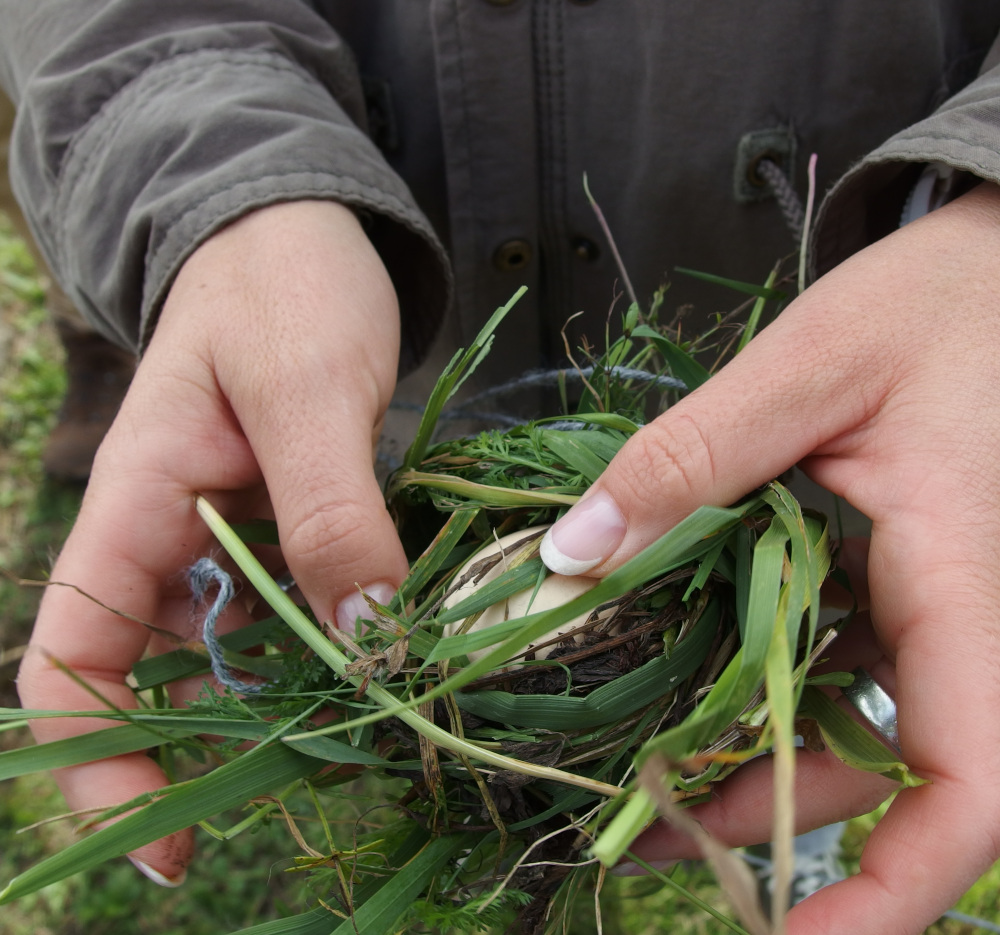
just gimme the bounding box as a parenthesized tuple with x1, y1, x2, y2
(571, 237, 600, 262)
(493, 239, 533, 271)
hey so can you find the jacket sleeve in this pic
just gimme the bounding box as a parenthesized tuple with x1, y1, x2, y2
(814, 39, 1000, 280)
(0, 0, 450, 369)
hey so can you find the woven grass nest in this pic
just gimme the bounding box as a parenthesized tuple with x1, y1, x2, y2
(0, 283, 921, 935)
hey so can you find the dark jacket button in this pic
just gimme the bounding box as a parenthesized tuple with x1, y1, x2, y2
(492, 239, 533, 271)
(571, 237, 600, 262)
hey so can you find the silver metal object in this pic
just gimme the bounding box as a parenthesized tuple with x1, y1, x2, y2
(842, 667, 899, 751)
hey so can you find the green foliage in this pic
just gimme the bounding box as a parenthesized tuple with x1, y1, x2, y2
(406, 888, 533, 932)
(0, 216, 65, 525)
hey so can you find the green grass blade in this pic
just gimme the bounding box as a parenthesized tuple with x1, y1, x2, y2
(591, 787, 658, 866)
(735, 263, 781, 353)
(635, 515, 788, 763)
(131, 616, 280, 690)
(764, 584, 796, 928)
(226, 909, 335, 935)
(0, 713, 278, 782)
(280, 734, 393, 766)
(435, 557, 545, 626)
(329, 832, 476, 935)
(393, 471, 580, 507)
(428, 613, 535, 660)
(797, 686, 925, 786)
(739, 519, 788, 670)
(0, 725, 198, 781)
(763, 482, 831, 709)
(403, 287, 527, 470)
(455, 598, 720, 729)
(539, 429, 616, 484)
(121, 715, 271, 740)
(397, 508, 478, 612)
(542, 412, 640, 434)
(631, 325, 711, 392)
(673, 267, 786, 302)
(0, 742, 320, 903)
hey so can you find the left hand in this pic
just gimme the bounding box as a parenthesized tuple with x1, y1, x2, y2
(541, 183, 1000, 934)
(17, 200, 409, 884)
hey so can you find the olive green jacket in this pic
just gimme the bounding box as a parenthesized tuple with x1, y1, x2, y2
(2, 1, 1000, 376)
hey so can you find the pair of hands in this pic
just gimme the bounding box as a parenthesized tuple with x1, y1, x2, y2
(19, 186, 1000, 934)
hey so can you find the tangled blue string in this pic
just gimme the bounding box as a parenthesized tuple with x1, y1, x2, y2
(187, 557, 264, 694)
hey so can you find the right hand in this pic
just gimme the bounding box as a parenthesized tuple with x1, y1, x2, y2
(17, 200, 409, 883)
(540, 184, 1000, 934)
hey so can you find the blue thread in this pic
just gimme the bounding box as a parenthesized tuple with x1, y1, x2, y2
(387, 365, 687, 430)
(187, 557, 264, 694)
(453, 365, 687, 413)
(379, 364, 688, 467)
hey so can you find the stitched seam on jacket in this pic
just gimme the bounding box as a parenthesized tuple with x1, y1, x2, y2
(55, 49, 339, 268)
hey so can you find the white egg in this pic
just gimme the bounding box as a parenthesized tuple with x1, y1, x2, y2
(443, 525, 602, 664)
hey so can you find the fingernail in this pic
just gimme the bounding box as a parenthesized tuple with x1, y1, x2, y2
(540, 491, 627, 575)
(611, 858, 679, 877)
(335, 582, 397, 632)
(128, 856, 187, 887)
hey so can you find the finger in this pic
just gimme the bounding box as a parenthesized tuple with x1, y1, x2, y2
(539, 261, 887, 576)
(18, 317, 267, 881)
(822, 536, 871, 611)
(626, 619, 898, 867)
(20, 486, 212, 881)
(787, 512, 1000, 935)
(539, 187, 1000, 577)
(624, 745, 898, 866)
(185, 201, 410, 630)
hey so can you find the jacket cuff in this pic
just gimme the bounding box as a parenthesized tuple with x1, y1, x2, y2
(13, 48, 450, 371)
(812, 64, 1000, 279)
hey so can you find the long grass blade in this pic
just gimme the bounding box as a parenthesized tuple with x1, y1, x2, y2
(797, 686, 925, 786)
(403, 287, 527, 470)
(0, 725, 198, 781)
(329, 832, 476, 935)
(631, 324, 710, 392)
(0, 742, 320, 903)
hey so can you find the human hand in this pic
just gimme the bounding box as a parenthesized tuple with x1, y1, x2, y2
(540, 183, 1000, 933)
(17, 200, 409, 884)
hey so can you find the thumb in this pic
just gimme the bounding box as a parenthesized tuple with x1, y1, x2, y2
(539, 278, 877, 575)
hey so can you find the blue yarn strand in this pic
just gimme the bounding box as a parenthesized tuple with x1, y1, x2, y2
(188, 557, 264, 694)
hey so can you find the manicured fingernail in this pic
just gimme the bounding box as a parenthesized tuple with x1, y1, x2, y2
(335, 582, 397, 632)
(128, 856, 187, 887)
(540, 491, 627, 575)
(611, 858, 679, 877)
